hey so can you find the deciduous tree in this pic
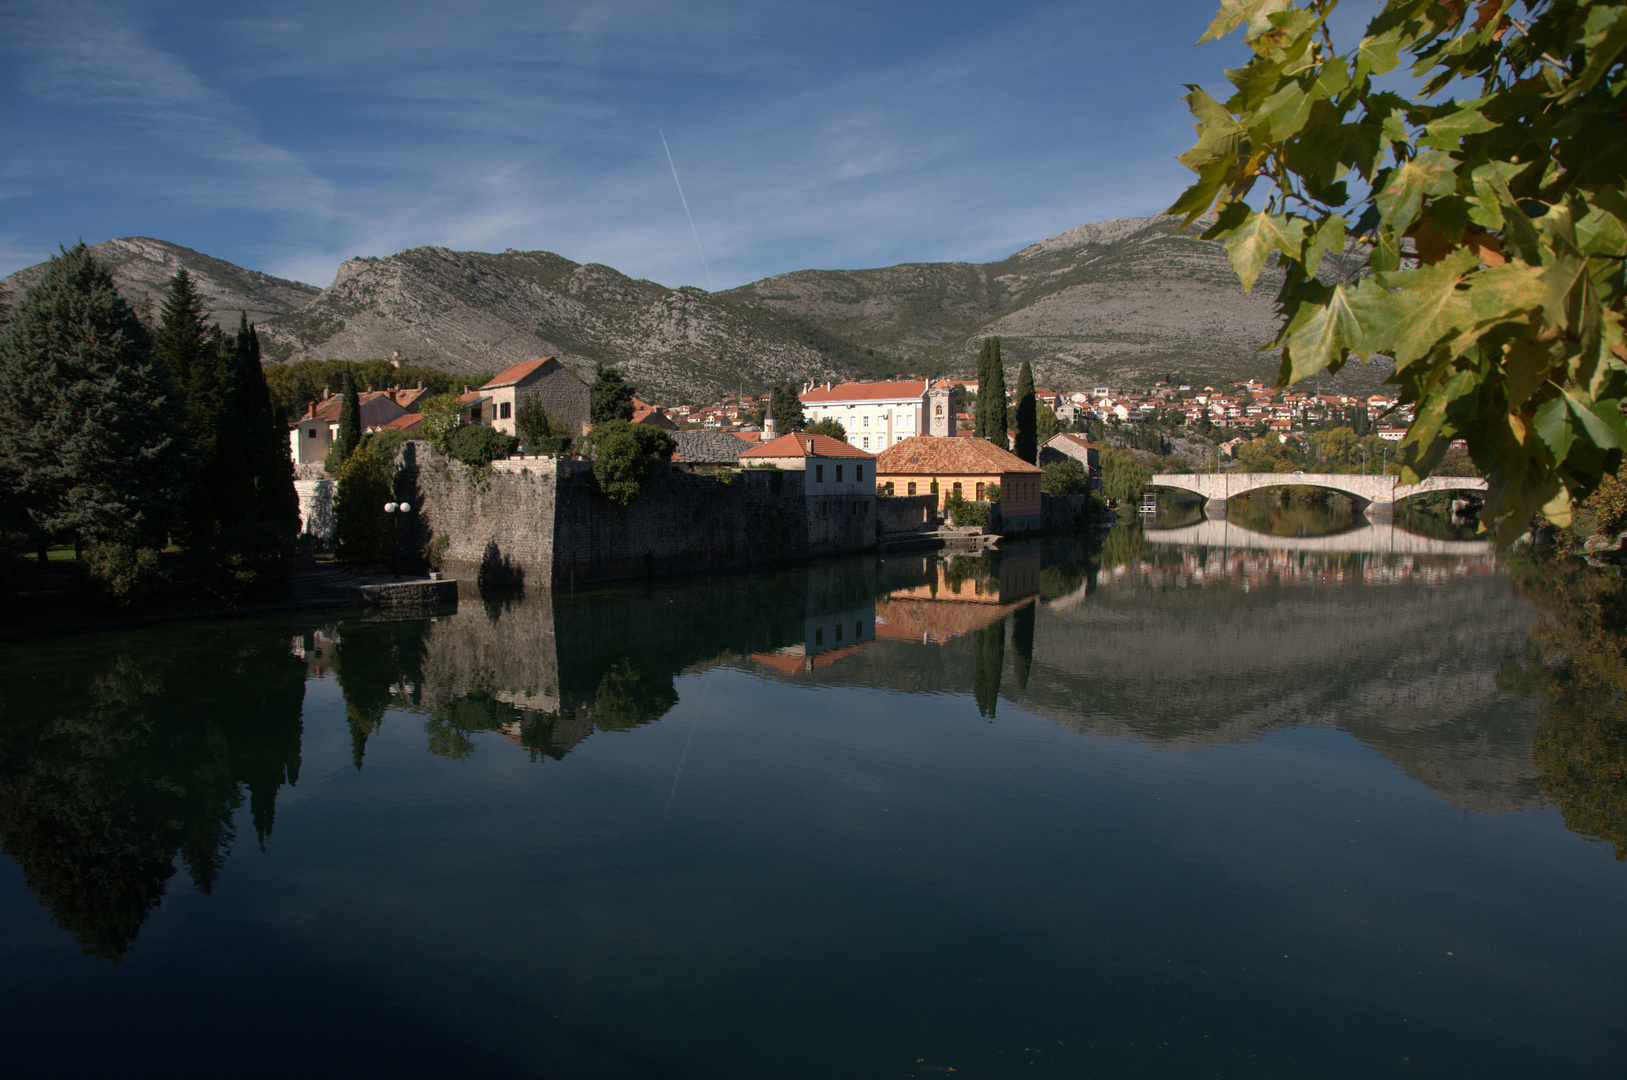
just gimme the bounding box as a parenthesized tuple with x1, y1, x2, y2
(1173, 0, 1627, 544)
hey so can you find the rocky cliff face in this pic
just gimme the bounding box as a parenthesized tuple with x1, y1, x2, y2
(257, 246, 866, 400)
(726, 215, 1391, 392)
(1, 237, 320, 329)
(4, 218, 1391, 400)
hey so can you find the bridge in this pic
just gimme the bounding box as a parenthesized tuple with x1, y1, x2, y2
(1142, 518, 1493, 557)
(1149, 472, 1488, 521)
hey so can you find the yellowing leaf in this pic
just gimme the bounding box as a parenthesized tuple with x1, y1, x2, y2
(1376, 150, 1459, 234)
(1199, 0, 1294, 43)
(1281, 282, 1363, 382)
(1222, 210, 1308, 292)
(1366, 250, 1479, 366)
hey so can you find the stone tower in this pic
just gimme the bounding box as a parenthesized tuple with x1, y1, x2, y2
(926, 384, 955, 438)
(762, 394, 777, 440)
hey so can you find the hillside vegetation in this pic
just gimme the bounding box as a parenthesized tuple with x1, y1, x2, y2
(5, 218, 1394, 401)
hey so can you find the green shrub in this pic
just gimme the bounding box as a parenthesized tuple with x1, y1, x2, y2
(1042, 459, 1089, 495)
(82, 542, 168, 607)
(334, 445, 393, 565)
(587, 421, 676, 505)
(447, 424, 519, 466)
(945, 494, 990, 529)
(524, 436, 572, 456)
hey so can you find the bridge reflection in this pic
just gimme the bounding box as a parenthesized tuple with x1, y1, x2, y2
(1143, 517, 1493, 557)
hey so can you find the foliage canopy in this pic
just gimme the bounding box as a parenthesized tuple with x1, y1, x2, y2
(1174, 0, 1627, 544)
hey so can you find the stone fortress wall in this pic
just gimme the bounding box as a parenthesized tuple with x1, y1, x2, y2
(400, 444, 877, 590)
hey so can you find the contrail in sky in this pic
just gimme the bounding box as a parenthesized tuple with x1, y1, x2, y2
(659, 129, 711, 285)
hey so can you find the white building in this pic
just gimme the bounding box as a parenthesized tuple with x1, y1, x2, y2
(799, 380, 930, 453)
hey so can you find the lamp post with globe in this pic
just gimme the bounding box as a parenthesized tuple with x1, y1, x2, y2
(383, 500, 409, 578)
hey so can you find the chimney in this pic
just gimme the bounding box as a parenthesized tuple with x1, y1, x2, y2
(806, 438, 814, 453)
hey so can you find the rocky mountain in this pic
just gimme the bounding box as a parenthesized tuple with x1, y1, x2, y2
(725, 215, 1389, 393)
(255, 246, 872, 401)
(3, 219, 1391, 400)
(2, 237, 320, 329)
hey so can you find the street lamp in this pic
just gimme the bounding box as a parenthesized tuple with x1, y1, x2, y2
(383, 500, 409, 578)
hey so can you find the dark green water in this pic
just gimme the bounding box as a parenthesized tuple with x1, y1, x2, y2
(1, 534, 1622, 1078)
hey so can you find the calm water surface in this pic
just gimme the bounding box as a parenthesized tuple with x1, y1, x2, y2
(1, 527, 1622, 1078)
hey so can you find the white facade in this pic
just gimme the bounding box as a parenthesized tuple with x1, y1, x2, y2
(800, 381, 929, 453)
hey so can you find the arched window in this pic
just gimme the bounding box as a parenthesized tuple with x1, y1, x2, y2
(935, 404, 944, 416)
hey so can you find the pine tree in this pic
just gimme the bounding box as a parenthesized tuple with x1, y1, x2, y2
(1013, 359, 1037, 463)
(152, 270, 210, 399)
(590, 364, 636, 424)
(334, 364, 361, 466)
(0, 243, 189, 546)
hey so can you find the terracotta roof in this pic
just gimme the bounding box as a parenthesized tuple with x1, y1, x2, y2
(874, 435, 1040, 475)
(378, 413, 426, 431)
(459, 391, 488, 405)
(305, 390, 396, 422)
(482, 357, 555, 389)
(739, 433, 874, 459)
(799, 379, 929, 405)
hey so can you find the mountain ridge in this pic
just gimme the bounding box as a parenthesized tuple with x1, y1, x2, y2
(3, 219, 1393, 400)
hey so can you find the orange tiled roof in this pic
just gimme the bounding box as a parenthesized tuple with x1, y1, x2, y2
(379, 413, 426, 431)
(305, 390, 397, 422)
(875, 435, 1040, 475)
(740, 433, 874, 459)
(799, 379, 929, 404)
(482, 357, 555, 388)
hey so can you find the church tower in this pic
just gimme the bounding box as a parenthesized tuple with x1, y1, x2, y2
(927, 384, 955, 437)
(762, 394, 777, 440)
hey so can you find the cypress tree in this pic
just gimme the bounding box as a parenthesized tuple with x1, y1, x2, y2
(334, 364, 361, 466)
(978, 337, 1008, 451)
(1013, 359, 1037, 463)
(235, 317, 299, 546)
(0, 243, 189, 547)
(974, 338, 993, 439)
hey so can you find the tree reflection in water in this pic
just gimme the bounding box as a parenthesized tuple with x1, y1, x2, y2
(1503, 553, 1627, 859)
(0, 626, 306, 961)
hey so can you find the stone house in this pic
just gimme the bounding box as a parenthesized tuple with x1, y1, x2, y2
(1039, 433, 1102, 489)
(479, 357, 591, 436)
(739, 433, 878, 550)
(289, 388, 421, 465)
(875, 435, 1043, 533)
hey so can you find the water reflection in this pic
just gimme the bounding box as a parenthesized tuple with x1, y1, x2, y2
(0, 625, 306, 960)
(3, 530, 1623, 970)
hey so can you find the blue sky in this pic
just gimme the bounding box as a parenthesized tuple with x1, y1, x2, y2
(0, 1, 1378, 290)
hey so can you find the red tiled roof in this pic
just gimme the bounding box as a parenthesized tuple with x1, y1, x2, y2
(874, 435, 1040, 475)
(799, 379, 929, 405)
(379, 413, 426, 431)
(305, 390, 396, 422)
(459, 391, 488, 404)
(482, 357, 555, 388)
(740, 433, 875, 459)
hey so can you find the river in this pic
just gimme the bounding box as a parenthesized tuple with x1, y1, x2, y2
(0, 522, 1621, 1078)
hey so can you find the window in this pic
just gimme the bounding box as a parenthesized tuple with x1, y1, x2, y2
(935, 404, 943, 415)
(836, 465, 844, 482)
(863, 415, 870, 427)
(856, 465, 864, 481)
(976, 482, 985, 500)
(862, 436, 869, 449)
(470, 406, 482, 421)
(855, 621, 862, 638)
(953, 482, 962, 498)
(835, 623, 843, 642)
(816, 464, 824, 483)
(907, 482, 916, 496)
(816, 628, 823, 646)
(500, 401, 512, 419)
(307, 428, 317, 439)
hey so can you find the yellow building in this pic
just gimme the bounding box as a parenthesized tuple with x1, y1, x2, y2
(874, 436, 1043, 532)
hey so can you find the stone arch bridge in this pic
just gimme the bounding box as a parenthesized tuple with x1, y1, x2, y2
(1150, 472, 1488, 521)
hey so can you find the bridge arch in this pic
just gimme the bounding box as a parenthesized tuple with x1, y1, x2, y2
(1148, 473, 1488, 522)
